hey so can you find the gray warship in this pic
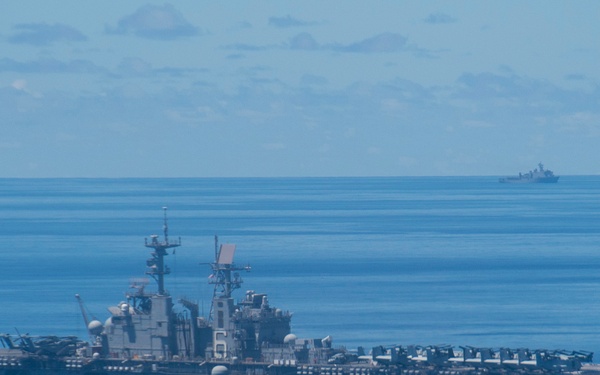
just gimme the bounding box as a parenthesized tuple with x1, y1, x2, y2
(499, 163, 559, 183)
(0, 209, 596, 375)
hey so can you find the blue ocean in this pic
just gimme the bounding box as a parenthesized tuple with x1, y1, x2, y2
(1, 177, 600, 359)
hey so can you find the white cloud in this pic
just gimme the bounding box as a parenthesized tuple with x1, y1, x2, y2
(107, 4, 199, 40)
(11, 79, 27, 90)
(11, 79, 42, 98)
(269, 15, 315, 28)
(329, 33, 408, 53)
(2, 1, 600, 176)
(8, 23, 87, 46)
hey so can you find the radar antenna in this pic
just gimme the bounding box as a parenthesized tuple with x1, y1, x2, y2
(207, 235, 251, 320)
(144, 207, 181, 295)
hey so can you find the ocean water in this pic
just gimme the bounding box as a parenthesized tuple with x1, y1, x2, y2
(1, 176, 600, 358)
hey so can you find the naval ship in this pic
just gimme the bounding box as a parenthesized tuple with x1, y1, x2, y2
(499, 163, 559, 183)
(0, 209, 596, 375)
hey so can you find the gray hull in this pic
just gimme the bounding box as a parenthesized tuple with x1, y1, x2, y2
(499, 176, 559, 183)
(499, 163, 559, 183)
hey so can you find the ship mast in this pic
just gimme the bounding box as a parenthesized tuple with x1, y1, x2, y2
(144, 207, 181, 295)
(208, 236, 251, 319)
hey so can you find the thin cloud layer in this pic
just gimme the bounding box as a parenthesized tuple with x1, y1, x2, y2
(290, 33, 319, 50)
(289, 32, 410, 53)
(332, 33, 408, 53)
(106, 4, 199, 40)
(2, 64, 600, 176)
(424, 12, 457, 24)
(8, 23, 87, 46)
(268, 15, 314, 28)
(0, 57, 104, 74)
(1, 2, 599, 177)
(225, 31, 428, 56)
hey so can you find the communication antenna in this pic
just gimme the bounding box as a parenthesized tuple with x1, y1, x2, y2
(144, 207, 181, 295)
(207, 235, 251, 320)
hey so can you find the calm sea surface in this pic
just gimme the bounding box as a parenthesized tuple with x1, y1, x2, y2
(1, 177, 600, 358)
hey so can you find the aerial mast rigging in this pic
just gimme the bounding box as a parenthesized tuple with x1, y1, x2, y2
(144, 207, 181, 295)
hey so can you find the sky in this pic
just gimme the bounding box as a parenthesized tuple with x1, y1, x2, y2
(1, 1, 599, 177)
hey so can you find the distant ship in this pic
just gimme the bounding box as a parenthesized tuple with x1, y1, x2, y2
(499, 162, 559, 183)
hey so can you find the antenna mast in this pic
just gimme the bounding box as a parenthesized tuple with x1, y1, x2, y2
(208, 236, 251, 320)
(144, 207, 181, 295)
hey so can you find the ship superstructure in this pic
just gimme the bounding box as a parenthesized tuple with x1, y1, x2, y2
(499, 162, 559, 183)
(206, 240, 292, 362)
(98, 208, 185, 360)
(0, 209, 596, 375)
(91, 208, 294, 365)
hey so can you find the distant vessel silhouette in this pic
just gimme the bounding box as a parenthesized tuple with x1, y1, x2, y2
(499, 162, 559, 183)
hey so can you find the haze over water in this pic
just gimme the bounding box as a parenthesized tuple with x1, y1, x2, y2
(1, 177, 600, 359)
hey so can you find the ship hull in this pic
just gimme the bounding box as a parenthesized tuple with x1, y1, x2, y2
(499, 176, 559, 183)
(499, 163, 559, 183)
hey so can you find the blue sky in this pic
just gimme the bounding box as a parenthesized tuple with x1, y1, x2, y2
(1, 1, 599, 177)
